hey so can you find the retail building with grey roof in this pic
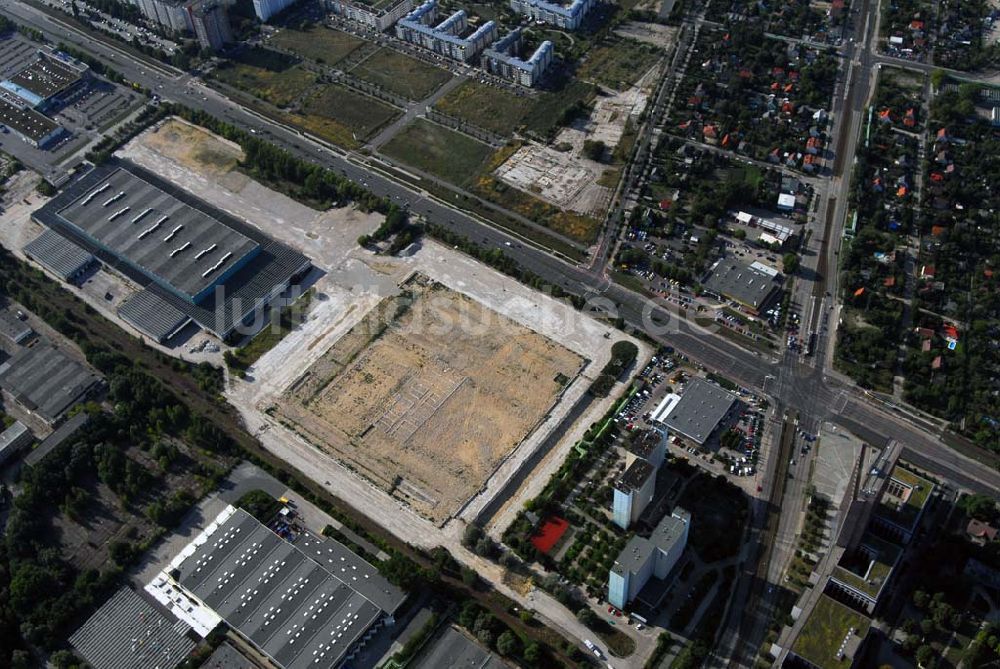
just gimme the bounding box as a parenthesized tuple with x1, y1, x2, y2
(657, 377, 739, 445)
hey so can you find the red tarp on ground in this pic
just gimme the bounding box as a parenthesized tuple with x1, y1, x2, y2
(530, 516, 570, 554)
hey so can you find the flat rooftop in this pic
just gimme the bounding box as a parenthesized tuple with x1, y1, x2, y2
(297, 533, 406, 615)
(51, 165, 260, 302)
(0, 93, 60, 142)
(171, 507, 393, 669)
(0, 310, 33, 346)
(703, 258, 780, 311)
(616, 458, 655, 493)
(613, 510, 689, 576)
(412, 626, 507, 669)
(661, 377, 738, 445)
(624, 429, 665, 461)
(832, 533, 902, 600)
(70, 587, 195, 669)
(791, 595, 870, 669)
(875, 463, 934, 533)
(1, 52, 85, 105)
(0, 342, 102, 423)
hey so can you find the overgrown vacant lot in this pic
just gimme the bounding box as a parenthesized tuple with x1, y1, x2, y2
(274, 277, 584, 523)
(434, 79, 596, 138)
(269, 24, 366, 65)
(575, 38, 660, 91)
(210, 47, 316, 107)
(381, 119, 493, 187)
(293, 84, 400, 146)
(351, 48, 453, 99)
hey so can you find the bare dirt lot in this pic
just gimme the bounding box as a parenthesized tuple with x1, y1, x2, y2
(273, 274, 584, 523)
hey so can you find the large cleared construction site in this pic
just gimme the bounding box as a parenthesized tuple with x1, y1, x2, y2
(271, 274, 584, 523)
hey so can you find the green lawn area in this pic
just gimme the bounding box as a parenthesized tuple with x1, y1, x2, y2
(791, 595, 871, 669)
(576, 38, 661, 91)
(211, 47, 317, 108)
(435, 78, 596, 139)
(269, 25, 366, 65)
(434, 80, 529, 135)
(293, 84, 400, 145)
(381, 119, 493, 187)
(875, 463, 934, 531)
(352, 48, 453, 100)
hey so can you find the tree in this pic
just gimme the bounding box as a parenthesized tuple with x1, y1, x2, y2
(782, 253, 800, 274)
(461, 566, 478, 587)
(958, 493, 997, 522)
(462, 523, 484, 548)
(524, 641, 542, 665)
(913, 590, 929, 609)
(576, 607, 597, 627)
(583, 140, 607, 162)
(477, 628, 495, 648)
(916, 644, 936, 667)
(497, 630, 520, 656)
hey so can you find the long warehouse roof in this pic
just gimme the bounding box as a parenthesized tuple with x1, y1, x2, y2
(172, 507, 396, 669)
(51, 165, 260, 301)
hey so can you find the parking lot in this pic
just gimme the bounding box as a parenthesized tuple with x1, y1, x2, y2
(0, 34, 145, 182)
(609, 350, 775, 495)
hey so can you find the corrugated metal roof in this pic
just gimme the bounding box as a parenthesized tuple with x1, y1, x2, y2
(70, 587, 195, 669)
(118, 289, 191, 343)
(173, 509, 390, 669)
(23, 228, 94, 279)
(0, 341, 103, 423)
(23, 411, 89, 467)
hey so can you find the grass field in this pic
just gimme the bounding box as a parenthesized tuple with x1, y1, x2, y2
(270, 25, 366, 65)
(576, 38, 660, 91)
(435, 79, 596, 138)
(294, 84, 400, 145)
(434, 80, 528, 135)
(211, 47, 317, 107)
(381, 119, 493, 187)
(352, 48, 453, 100)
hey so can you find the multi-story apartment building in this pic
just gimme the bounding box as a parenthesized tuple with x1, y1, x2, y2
(395, 0, 496, 62)
(188, 0, 233, 51)
(508, 0, 594, 30)
(608, 509, 690, 610)
(481, 29, 552, 87)
(326, 0, 415, 32)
